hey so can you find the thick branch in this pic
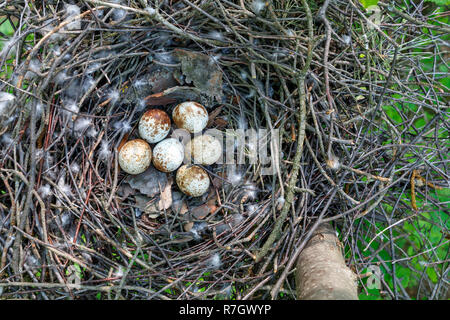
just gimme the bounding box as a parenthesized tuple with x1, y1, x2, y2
(296, 223, 358, 300)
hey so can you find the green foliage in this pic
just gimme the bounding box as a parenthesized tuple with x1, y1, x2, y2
(377, 22, 449, 299)
(0, 20, 17, 80)
(359, 289, 383, 300)
(359, 0, 379, 9)
(0, 19, 14, 36)
(355, 194, 449, 300)
(424, 0, 450, 6)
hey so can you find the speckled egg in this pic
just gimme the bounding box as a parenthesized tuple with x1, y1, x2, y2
(185, 134, 222, 165)
(138, 109, 171, 144)
(152, 138, 184, 172)
(118, 139, 152, 175)
(176, 165, 210, 197)
(172, 101, 208, 133)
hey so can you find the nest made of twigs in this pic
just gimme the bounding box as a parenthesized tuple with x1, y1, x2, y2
(0, 0, 448, 300)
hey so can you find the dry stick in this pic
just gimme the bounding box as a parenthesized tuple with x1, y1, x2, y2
(13, 227, 105, 279)
(84, 0, 225, 47)
(307, 93, 326, 157)
(348, 0, 399, 49)
(363, 215, 421, 252)
(242, 275, 272, 300)
(254, 0, 314, 263)
(72, 169, 92, 245)
(253, 76, 306, 263)
(340, 164, 391, 183)
(317, 0, 335, 160)
(321, 169, 412, 223)
(0, 168, 57, 277)
(16, 8, 100, 89)
(113, 235, 142, 300)
(377, 2, 450, 34)
(261, 94, 285, 198)
(0, 281, 170, 299)
(304, 138, 360, 205)
(106, 149, 119, 208)
(11, 92, 38, 277)
(239, 0, 255, 17)
(0, 173, 16, 277)
(214, 0, 298, 76)
(291, 186, 315, 196)
(181, 0, 231, 33)
(91, 228, 158, 272)
(352, 170, 394, 220)
(391, 240, 450, 265)
(410, 169, 418, 211)
(271, 188, 339, 299)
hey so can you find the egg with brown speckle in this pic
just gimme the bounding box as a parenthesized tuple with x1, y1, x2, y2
(172, 101, 208, 133)
(176, 164, 210, 197)
(138, 109, 171, 144)
(152, 138, 184, 172)
(118, 139, 152, 175)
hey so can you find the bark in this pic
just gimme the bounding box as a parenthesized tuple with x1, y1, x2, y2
(296, 223, 358, 300)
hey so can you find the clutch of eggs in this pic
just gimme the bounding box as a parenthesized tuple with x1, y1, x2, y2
(118, 102, 215, 197)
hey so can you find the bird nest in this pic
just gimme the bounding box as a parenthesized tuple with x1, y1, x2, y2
(0, 1, 448, 300)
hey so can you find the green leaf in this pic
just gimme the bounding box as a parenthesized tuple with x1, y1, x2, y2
(382, 105, 402, 123)
(401, 275, 410, 288)
(359, 288, 382, 300)
(359, 0, 379, 9)
(73, 263, 82, 274)
(397, 267, 411, 288)
(0, 20, 15, 36)
(426, 268, 438, 283)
